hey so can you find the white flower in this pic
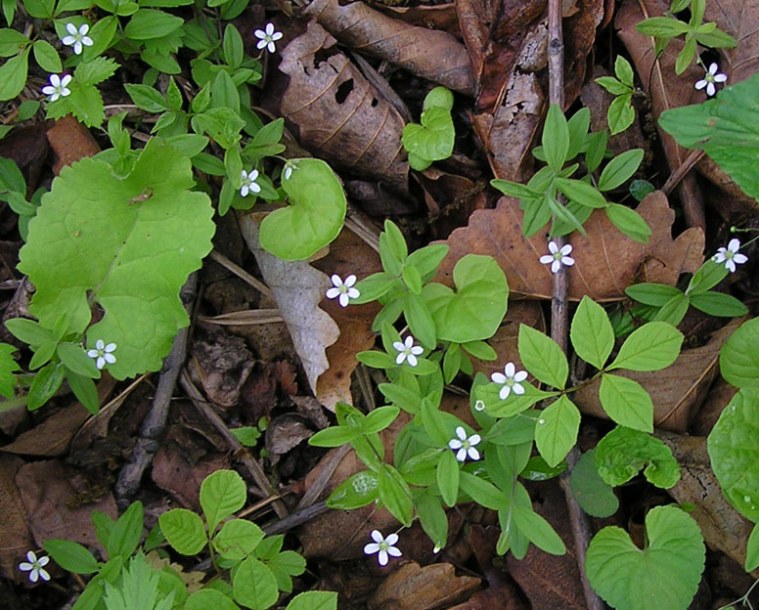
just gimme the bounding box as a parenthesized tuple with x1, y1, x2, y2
(41, 74, 72, 102)
(283, 161, 296, 180)
(325, 274, 360, 307)
(448, 426, 481, 462)
(491, 362, 528, 400)
(254, 23, 283, 54)
(695, 63, 727, 97)
(393, 336, 424, 367)
(61, 23, 93, 55)
(19, 551, 51, 583)
(240, 169, 261, 197)
(87, 339, 117, 370)
(713, 238, 748, 273)
(363, 530, 401, 566)
(540, 240, 575, 273)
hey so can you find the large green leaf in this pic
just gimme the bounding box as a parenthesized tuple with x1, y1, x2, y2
(18, 138, 214, 379)
(598, 374, 653, 432)
(232, 557, 279, 610)
(660, 72, 759, 201)
(570, 296, 614, 369)
(707, 388, 759, 521)
(595, 426, 679, 489)
(200, 469, 247, 532)
(158, 509, 207, 555)
(518, 324, 568, 389)
(586, 506, 705, 610)
(259, 158, 346, 261)
(534, 396, 580, 467)
(719, 317, 759, 388)
(608, 322, 682, 372)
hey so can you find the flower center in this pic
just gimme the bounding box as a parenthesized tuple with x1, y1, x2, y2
(462, 440, 471, 450)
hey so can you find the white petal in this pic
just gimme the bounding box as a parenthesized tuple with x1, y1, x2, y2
(499, 385, 511, 400)
(713, 250, 727, 263)
(267, 41, 276, 53)
(467, 447, 480, 461)
(406, 353, 418, 367)
(37, 556, 50, 566)
(455, 426, 467, 440)
(728, 238, 741, 253)
(708, 63, 718, 75)
(104, 343, 116, 353)
(256, 39, 267, 50)
(514, 370, 528, 382)
(104, 353, 116, 365)
(392, 341, 405, 352)
(364, 543, 380, 554)
(38, 568, 51, 581)
(347, 287, 360, 299)
(695, 79, 707, 90)
(706, 83, 716, 96)
(547, 241, 559, 254)
(79, 24, 89, 35)
(714, 73, 727, 83)
(265, 23, 275, 35)
(491, 372, 506, 384)
(326, 287, 341, 299)
(504, 362, 515, 377)
(29, 569, 39, 583)
(344, 274, 357, 287)
(66, 22, 78, 35)
(96, 356, 106, 370)
(562, 256, 575, 267)
(551, 259, 561, 273)
(395, 352, 406, 365)
(19, 562, 33, 571)
(49, 74, 61, 87)
(385, 533, 399, 545)
(61, 74, 72, 87)
(410, 346, 424, 356)
(448, 439, 463, 450)
(62, 35, 76, 45)
(386, 546, 402, 557)
(240, 185, 249, 197)
(338, 293, 349, 307)
(512, 382, 525, 395)
(74, 42, 83, 54)
(734, 253, 748, 264)
(370, 530, 384, 543)
(271, 31, 284, 41)
(455, 448, 467, 462)
(96, 339, 105, 350)
(404, 336, 414, 348)
(726, 260, 736, 273)
(377, 550, 389, 565)
(539, 254, 554, 265)
(559, 244, 573, 256)
(42, 86, 56, 95)
(254, 29, 266, 39)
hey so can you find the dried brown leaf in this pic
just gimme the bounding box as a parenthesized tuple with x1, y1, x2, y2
(574, 319, 739, 432)
(437, 191, 703, 301)
(0, 455, 33, 580)
(303, 0, 474, 95)
(0, 404, 90, 457)
(279, 21, 408, 193)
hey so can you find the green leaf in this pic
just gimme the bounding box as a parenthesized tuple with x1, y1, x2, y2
(0, 29, 30, 57)
(422, 254, 508, 343)
(185, 589, 240, 610)
(569, 449, 619, 518)
(158, 508, 207, 555)
(222, 24, 244, 69)
(262, 550, 305, 594)
(57, 342, 98, 378)
(406, 243, 449, 281)
(605, 204, 651, 243)
(44, 539, 100, 574)
(598, 149, 644, 192)
(707, 388, 759, 521)
(461, 340, 496, 360)
(459, 471, 508, 511)
(233, 556, 279, 610)
(598, 373, 654, 432)
(213, 519, 264, 560)
(0, 343, 17, 397)
(437, 449, 460, 507)
(595, 76, 631, 96)
(200, 469, 248, 532)
(746, 523, 759, 572)
(625, 283, 683, 306)
(423, 86, 454, 111)
(363, 406, 399, 434)
(103, 554, 174, 610)
(125, 83, 167, 113)
(635, 16, 690, 37)
(259, 158, 346, 261)
(534, 396, 580, 467)
(326, 470, 379, 510)
(595, 426, 680, 488)
(377, 464, 413, 526)
(518, 324, 568, 389)
(0, 49, 29, 102)
(32, 40, 61, 73)
(675, 36, 697, 74)
(27, 361, 64, 410)
(108, 501, 143, 559)
(415, 492, 448, 550)
(75, 57, 119, 87)
(286, 591, 337, 610)
(686, 259, 728, 295)
(554, 177, 607, 208)
(608, 322, 683, 371)
(567, 108, 591, 159)
(512, 495, 566, 555)
(402, 107, 454, 164)
(614, 55, 635, 87)
(719, 318, 759, 388)
(653, 294, 690, 326)
(607, 94, 635, 135)
(403, 292, 437, 349)
(570, 296, 614, 369)
(586, 506, 705, 610)
(689, 292, 747, 318)
(694, 27, 737, 48)
(585, 131, 608, 173)
(542, 104, 569, 171)
(18, 139, 215, 380)
(629, 179, 655, 201)
(124, 8, 182, 39)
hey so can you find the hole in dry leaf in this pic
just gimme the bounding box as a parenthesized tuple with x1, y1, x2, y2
(335, 79, 354, 104)
(371, 98, 378, 107)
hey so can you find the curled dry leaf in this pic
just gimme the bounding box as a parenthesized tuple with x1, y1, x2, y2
(367, 562, 481, 609)
(657, 433, 754, 571)
(239, 213, 339, 396)
(574, 319, 740, 432)
(279, 21, 408, 193)
(0, 404, 91, 457)
(303, 0, 474, 95)
(436, 191, 703, 301)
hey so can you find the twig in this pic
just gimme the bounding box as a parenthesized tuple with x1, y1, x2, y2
(547, 2, 605, 609)
(661, 149, 705, 196)
(114, 274, 198, 508)
(209, 249, 272, 300)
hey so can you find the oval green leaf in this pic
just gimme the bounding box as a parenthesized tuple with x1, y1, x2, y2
(158, 508, 207, 555)
(200, 469, 247, 532)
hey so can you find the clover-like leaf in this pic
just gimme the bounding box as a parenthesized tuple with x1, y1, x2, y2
(595, 426, 680, 489)
(422, 254, 508, 343)
(586, 506, 705, 610)
(259, 158, 346, 261)
(708, 388, 759, 522)
(18, 138, 215, 380)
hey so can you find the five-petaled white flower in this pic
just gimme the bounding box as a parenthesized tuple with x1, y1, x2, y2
(41, 74, 72, 102)
(19, 551, 51, 583)
(713, 238, 748, 273)
(393, 336, 424, 367)
(448, 426, 481, 462)
(363, 530, 402, 566)
(61, 23, 93, 55)
(254, 23, 283, 54)
(695, 63, 727, 97)
(325, 274, 360, 307)
(87, 340, 117, 370)
(240, 169, 261, 197)
(491, 362, 528, 400)
(540, 240, 575, 273)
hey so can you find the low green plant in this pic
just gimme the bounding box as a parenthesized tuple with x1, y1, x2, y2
(595, 56, 637, 135)
(635, 0, 736, 74)
(401, 86, 455, 171)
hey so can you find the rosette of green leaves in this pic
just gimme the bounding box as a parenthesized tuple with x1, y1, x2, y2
(402, 87, 455, 171)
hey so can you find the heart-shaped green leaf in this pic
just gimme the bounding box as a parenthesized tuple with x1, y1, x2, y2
(595, 426, 679, 488)
(422, 254, 508, 343)
(259, 158, 346, 261)
(402, 106, 454, 164)
(586, 505, 705, 610)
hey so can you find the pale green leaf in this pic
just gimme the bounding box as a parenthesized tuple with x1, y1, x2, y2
(570, 296, 614, 369)
(598, 373, 653, 432)
(534, 396, 580, 467)
(124, 8, 183, 39)
(286, 591, 337, 610)
(437, 449, 460, 507)
(595, 426, 680, 488)
(542, 103, 569, 170)
(605, 204, 651, 244)
(0, 50, 29, 101)
(607, 94, 635, 135)
(569, 449, 619, 518)
(598, 149, 644, 192)
(200, 469, 247, 532)
(326, 471, 378, 510)
(586, 506, 705, 610)
(44, 539, 99, 574)
(0, 342, 18, 397)
(213, 519, 264, 561)
(746, 523, 759, 572)
(185, 589, 240, 610)
(518, 324, 568, 389)
(719, 318, 759, 388)
(158, 509, 207, 555)
(402, 107, 454, 164)
(608, 322, 683, 371)
(232, 557, 278, 610)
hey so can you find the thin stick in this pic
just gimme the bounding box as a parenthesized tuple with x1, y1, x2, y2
(547, 2, 605, 608)
(661, 149, 705, 196)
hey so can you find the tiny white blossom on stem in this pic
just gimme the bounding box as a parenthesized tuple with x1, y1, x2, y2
(540, 240, 575, 273)
(41, 74, 72, 102)
(713, 238, 748, 273)
(695, 63, 727, 97)
(326, 274, 360, 307)
(283, 161, 296, 180)
(240, 169, 261, 197)
(87, 339, 117, 370)
(448, 426, 481, 462)
(364, 530, 401, 566)
(393, 335, 424, 367)
(491, 362, 528, 400)
(61, 23, 93, 55)
(254, 23, 283, 53)
(19, 551, 51, 583)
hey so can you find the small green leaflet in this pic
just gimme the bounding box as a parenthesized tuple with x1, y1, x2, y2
(259, 158, 346, 261)
(185, 589, 239, 610)
(534, 396, 580, 467)
(518, 324, 568, 389)
(103, 553, 174, 610)
(200, 469, 248, 532)
(158, 508, 207, 555)
(570, 297, 614, 369)
(586, 506, 705, 610)
(542, 104, 569, 171)
(233, 556, 279, 610)
(607, 321, 683, 372)
(594, 426, 680, 488)
(598, 374, 653, 432)
(719, 317, 759, 388)
(0, 342, 18, 397)
(286, 591, 338, 610)
(708, 388, 759, 522)
(19, 138, 215, 380)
